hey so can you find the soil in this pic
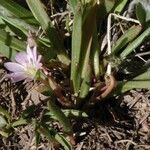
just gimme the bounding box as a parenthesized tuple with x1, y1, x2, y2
(0, 58, 149, 150)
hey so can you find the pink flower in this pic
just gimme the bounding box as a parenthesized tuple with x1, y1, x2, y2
(4, 45, 42, 82)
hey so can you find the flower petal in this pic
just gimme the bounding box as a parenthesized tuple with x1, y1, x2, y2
(32, 46, 37, 62)
(4, 62, 24, 72)
(15, 52, 28, 64)
(7, 72, 27, 82)
(27, 45, 33, 61)
(36, 55, 42, 68)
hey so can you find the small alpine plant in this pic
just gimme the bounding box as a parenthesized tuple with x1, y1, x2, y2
(4, 45, 42, 82)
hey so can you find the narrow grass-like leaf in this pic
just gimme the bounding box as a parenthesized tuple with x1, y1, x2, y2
(0, 30, 26, 51)
(79, 63, 91, 98)
(12, 118, 28, 127)
(69, 0, 77, 12)
(114, 0, 128, 13)
(37, 125, 56, 142)
(0, 42, 17, 60)
(1, 15, 37, 35)
(0, 0, 38, 25)
(0, 106, 10, 121)
(55, 134, 72, 150)
(48, 101, 73, 134)
(0, 130, 9, 137)
(0, 116, 7, 128)
(26, 0, 50, 30)
(120, 26, 150, 59)
(136, 2, 146, 24)
(135, 1, 150, 24)
(38, 125, 72, 150)
(71, 2, 82, 93)
(103, 0, 117, 13)
(117, 80, 150, 93)
(112, 25, 142, 55)
(35, 130, 40, 149)
(91, 28, 101, 78)
(133, 71, 150, 80)
(79, 1, 97, 98)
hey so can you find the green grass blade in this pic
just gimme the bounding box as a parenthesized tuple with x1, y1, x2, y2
(0, 106, 10, 121)
(0, 0, 37, 25)
(55, 134, 72, 150)
(117, 80, 150, 93)
(48, 101, 73, 134)
(114, 0, 128, 13)
(69, 0, 77, 12)
(37, 125, 56, 142)
(1, 15, 37, 35)
(0, 116, 7, 128)
(102, 0, 117, 13)
(0, 30, 26, 51)
(26, 0, 50, 30)
(79, 1, 97, 98)
(136, 2, 146, 25)
(0, 130, 9, 137)
(91, 27, 101, 78)
(79, 64, 91, 98)
(38, 125, 72, 150)
(12, 118, 28, 127)
(71, 2, 82, 93)
(112, 25, 142, 55)
(0, 42, 17, 60)
(120, 26, 150, 59)
(133, 71, 150, 80)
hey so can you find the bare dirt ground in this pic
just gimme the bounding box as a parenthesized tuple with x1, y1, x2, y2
(0, 59, 149, 150)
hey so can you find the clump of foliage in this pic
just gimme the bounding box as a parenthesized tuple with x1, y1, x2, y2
(0, 0, 150, 149)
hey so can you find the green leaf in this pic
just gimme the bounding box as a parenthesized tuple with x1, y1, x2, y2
(0, 42, 17, 60)
(0, 0, 38, 25)
(55, 133, 72, 150)
(103, 0, 117, 13)
(12, 118, 28, 127)
(136, 2, 146, 24)
(0, 115, 7, 128)
(79, 1, 97, 98)
(38, 125, 72, 150)
(37, 125, 57, 142)
(117, 80, 150, 93)
(48, 101, 73, 134)
(79, 63, 91, 98)
(112, 25, 142, 55)
(0, 29, 26, 51)
(0, 106, 10, 121)
(91, 28, 101, 78)
(133, 71, 150, 80)
(0, 130, 9, 137)
(114, 0, 128, 13)
(26, 0, 50, 30)
(35, 130, 40, 149)
(135, 1, 150, 24)
(71, 1, 82, 93)
(0, 15, 37, 35)
(69, 0, 77, 12)
(120, 26, 150, 59)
